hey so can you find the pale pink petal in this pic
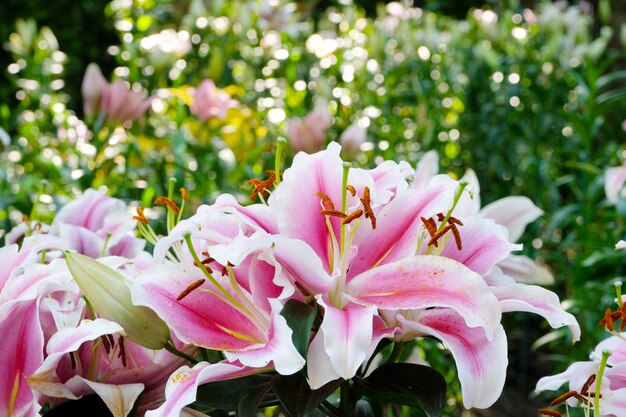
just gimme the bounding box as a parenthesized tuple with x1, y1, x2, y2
(55, 189, 125, 231)
(616, 240, 626, 249)
(145, 361, 270, 417)
(535, 361, 597, 392)
(348, 176, 453, 278)
(268, 235, 333, 295)
(490, 283, 580, 342)
(313, 298, 375, 386)
(480, 196, 543, 242)
(412, 150, 439, 190)
(602, 387, 626, 416)
(224, 299, 304, 375)
(459, 168, 481, 215)
(497, 254, 554, 285)
(436, 216, 521, 276)
(306, 326, 342, 389)
(0, 301, 44, 417)
(605, 163, 626, 204)
(68, 378, 144, 417)
(132, 263, 267, 351)
(347, 256, 501, 339)
(270, 142, 344, 271)
(398, 309, 508, 409)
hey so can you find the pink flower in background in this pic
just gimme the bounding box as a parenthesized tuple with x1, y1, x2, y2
(286, 100, 333, 153)
(339, 122, 366, 157)
(100, 80, 152, 124)
(81, 63, 108, 118)
(605, 162, 626, 204)
(189, 80, 237, 121)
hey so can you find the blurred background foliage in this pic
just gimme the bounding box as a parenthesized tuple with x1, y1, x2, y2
(1, 0, 626, 415)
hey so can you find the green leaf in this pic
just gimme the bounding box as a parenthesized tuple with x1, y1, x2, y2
(280, 299, 318, 358)
(271, 372, 342, 417)
(194, 373, 277, 411)
(354, 363, 446, 417)
(238, 381, 274, 417)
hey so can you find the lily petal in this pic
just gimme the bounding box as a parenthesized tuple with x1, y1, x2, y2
(490, 283, 580, 342)
(497, 254, 554, 285)
(0, 301, 44, 417)
(145, 361, 270, 417)
(480, 196, 543, 242)
(347, 256, 502, 340)
(398, 309, 508, 409)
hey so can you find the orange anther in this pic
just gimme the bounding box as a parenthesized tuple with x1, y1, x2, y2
(177, 279, 206, 301)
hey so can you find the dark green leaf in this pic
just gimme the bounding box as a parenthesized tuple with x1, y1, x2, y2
(271, 372, 342, 417)
(42, 394, 113, 417)
(354, 363, 446, 417)
(280, 299, 318, 358)
(238, 381, 273, 417)
(194, 373, 276, 410)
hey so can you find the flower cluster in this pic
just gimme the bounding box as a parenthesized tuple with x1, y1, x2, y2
(1, 143, 579, 416)
(536, 283, 626, 417)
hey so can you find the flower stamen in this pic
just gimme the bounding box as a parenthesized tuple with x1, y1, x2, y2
(537, 408, 562, 417)
(343, 209, 363, 225)
(118, 336, 127, 367)
(134, 207, 149, 224)
(177, 279, 206, 301)
(360, 187, 376, 229)
(248, 170, 281, 201)
(154, 196, 180, 214)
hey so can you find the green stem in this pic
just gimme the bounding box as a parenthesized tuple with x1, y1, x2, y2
(320, 400, 340, 417)
(164, 342, 198, 364)
(274, 137, 286, 186)
(594, 350, 611, 417)
(386, 341, 406, 365)
(166, 177, 176, 233)
(339, 381, 354, 417)
(340, 162, 351, 258)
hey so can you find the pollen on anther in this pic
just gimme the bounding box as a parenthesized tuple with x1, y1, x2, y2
(321, 209, 348, 218)
(154, 196, 180, 213)
(346, 185, 357, 197)
(180, 187, 189, 201)
(360, 187, 376, 229)
(343, 209, 363, 225)
(550, 390, 577, 406)
(316, 191, 335, 210)
(118, 336, 127, 367)
(580, 374, 596, 395)
(599, 307, 615, 331)
(538, 408, 562, 417)
(133, 207, 149, 224)
(177, 279, 206, 301)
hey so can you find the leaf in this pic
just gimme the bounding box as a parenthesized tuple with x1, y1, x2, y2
(194, 373, 276, 410)
(271, 373, 342, 417)
(238, 382, 273, 417)
(280, 299, 318, 358)
(354, 363, 446, 417)
(42, 395, 113, 417)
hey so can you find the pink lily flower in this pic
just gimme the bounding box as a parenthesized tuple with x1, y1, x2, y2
(262, 143, 504, 395)
(189, 80, 237, 121)
(81, 63, 108, 118)
(52, 189, 146, 259)
(286, 100, 333, 153)
(100, 79, 152, 124)
(536, 332, 626, 416)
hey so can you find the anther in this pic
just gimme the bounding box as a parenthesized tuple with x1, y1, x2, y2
(118, 336, 127, 367)
(343, 209, 363, 225)
(428, 225, 453, 248)
(550, 390, 577, 406)
(133, 207, 149, 224)
(421, 217, 438, 237)
(346, 185, 356, 197)
(538, 408, 561, 417)
(321, 209, 348, 219)
(180, 187, 188, 201)
(599, 307, 615, 331)
(248, 171, 279, 201)
(316, 191, 335, 210)
(154, 196, 180, 213)
(177, 279, 206, 301)
(581, 374, 596, 395)
(360, 187, 376, 229)
(101, 334, 111, 354)
(450, 224, 463, 250)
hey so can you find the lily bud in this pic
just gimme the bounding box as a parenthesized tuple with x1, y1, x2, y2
(65, 251, 170, 350)
(81, 63, 107, 118)
(339, 122, 366, 157)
